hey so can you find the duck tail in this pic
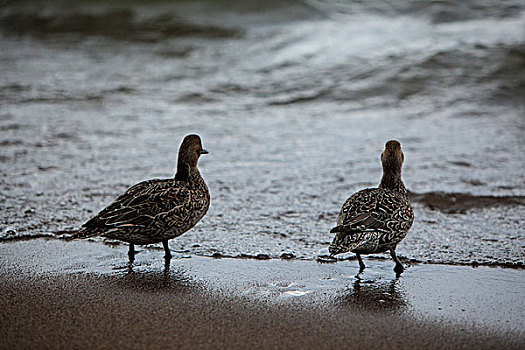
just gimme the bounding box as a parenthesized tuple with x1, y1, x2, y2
(72, 227, 100, 239)
(54, 228, 98, 241)
(329, 228, 361, 255)
(330, 224, 357, 233)
(330, 225, 343, 233)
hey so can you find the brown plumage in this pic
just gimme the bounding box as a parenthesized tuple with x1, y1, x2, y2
(329, 140, 414, 274)
(73, 134, 210, 263)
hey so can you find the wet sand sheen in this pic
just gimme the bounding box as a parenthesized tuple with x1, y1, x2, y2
(0, 239, 523, 349)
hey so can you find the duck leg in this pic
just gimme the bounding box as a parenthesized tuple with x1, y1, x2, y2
(162, 240, 172, 261)
(128, 243, 136, 264)
(356, 253, 366, 272)
(390, 248, 404, 274)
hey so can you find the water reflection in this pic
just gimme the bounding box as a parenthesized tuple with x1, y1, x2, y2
(338, 276, 407, 311)
(111, 264, 202, 294)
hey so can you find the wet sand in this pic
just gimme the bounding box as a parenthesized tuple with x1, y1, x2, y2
(1, 239, 523, 349)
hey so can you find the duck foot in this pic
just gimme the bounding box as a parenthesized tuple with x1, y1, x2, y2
(390, 248, 404, 275)
(394, 264, 404, 276)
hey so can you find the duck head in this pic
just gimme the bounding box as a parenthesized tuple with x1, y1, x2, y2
(381, 140, 404, 174)
(178, 134, 208, 168)
(175, 134, 208, 181)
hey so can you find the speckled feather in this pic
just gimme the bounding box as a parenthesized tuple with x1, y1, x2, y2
(73, 135, 209, 246)
(329, 187, 413, 254)
(329, 140, 414, 257)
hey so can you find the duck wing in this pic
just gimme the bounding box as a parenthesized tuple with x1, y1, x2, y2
(330, 188, 411, 234)
(330, 211, 385, 233)
(79, 179, 190, 235)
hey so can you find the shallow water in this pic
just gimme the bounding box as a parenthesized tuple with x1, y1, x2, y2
(1, 0, 524, 266)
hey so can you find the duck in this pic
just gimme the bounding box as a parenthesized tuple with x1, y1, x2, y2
(329, 140, 414, 274)
(72, 134, 210, 263)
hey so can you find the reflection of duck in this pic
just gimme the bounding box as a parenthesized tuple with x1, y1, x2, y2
(329, 140, 414, 275)
(115, 267, 198, 293)
(338, 277, 406, 311)
(72, 135, 210, 263)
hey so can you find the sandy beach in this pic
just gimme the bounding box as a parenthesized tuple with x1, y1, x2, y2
(1, 1, 524, 349)
(1, 239, 523, 349)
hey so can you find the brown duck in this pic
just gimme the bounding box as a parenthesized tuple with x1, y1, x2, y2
(329, 140, 414, 274)
(73, 134, 210, 263)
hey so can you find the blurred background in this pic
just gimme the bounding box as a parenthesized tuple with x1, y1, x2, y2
(1, 0, 524, 266)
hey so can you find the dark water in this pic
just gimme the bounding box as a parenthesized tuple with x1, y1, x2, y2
(1, 0, 524, 267)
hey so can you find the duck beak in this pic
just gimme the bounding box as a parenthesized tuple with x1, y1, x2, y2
(201, 148, 209, 155)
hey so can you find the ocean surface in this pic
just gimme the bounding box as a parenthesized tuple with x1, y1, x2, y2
(1, 0, 524, 267)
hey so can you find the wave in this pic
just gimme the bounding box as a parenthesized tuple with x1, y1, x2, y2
(5, 0, 523, 40)
(0, 7, 241, 40)
(306, 0, 525, 23)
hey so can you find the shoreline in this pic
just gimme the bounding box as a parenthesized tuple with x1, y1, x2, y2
(2, 234, 524, 270)
(1, 239, 524, 349)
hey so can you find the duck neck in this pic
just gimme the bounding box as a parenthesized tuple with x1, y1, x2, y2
(175, 163, 198, 182)
(379, 169, 407, 194)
